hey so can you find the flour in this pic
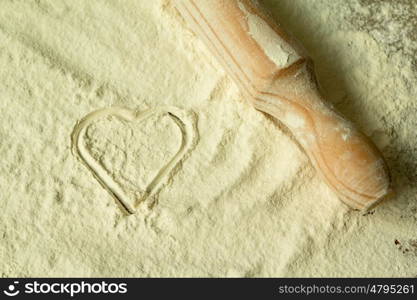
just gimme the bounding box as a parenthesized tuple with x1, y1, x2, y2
(0, 0, 416, 277)
(238, 1, 300, 68)
(283, 112, 306, 129)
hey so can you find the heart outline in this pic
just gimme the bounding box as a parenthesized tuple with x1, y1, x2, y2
(71, 106, 198, 214)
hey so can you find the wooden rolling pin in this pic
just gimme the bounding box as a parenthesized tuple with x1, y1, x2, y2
(175, 0, 392, 210)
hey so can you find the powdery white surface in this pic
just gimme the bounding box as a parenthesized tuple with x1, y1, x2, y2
(0, 0, 416, 277)
(238, 1, 300, 68)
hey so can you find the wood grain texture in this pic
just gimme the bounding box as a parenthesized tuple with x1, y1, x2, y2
(176, 0, 392, 210)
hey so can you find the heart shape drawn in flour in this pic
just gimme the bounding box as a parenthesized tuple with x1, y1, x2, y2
(71, 106, 198, 214)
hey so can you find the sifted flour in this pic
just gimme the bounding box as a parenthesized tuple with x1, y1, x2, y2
(0, 0, 416, 277)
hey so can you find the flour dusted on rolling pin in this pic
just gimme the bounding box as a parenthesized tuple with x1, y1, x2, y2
(238, 1, 301, 69)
